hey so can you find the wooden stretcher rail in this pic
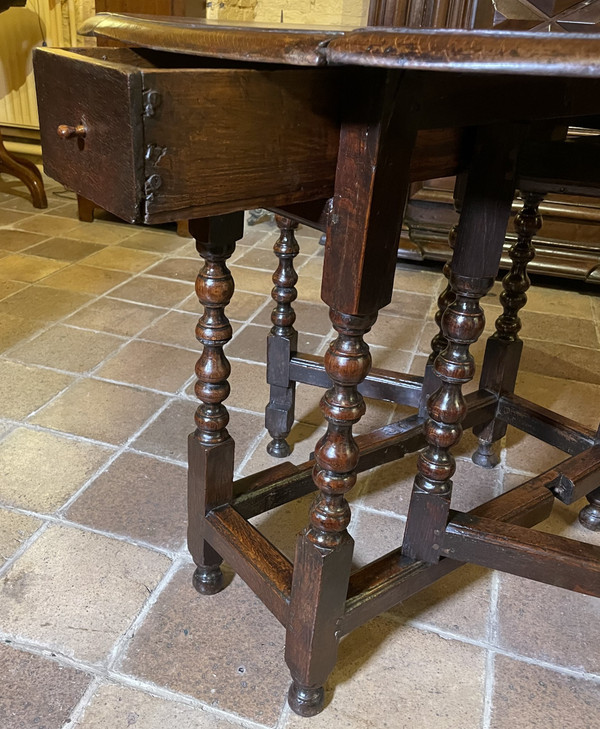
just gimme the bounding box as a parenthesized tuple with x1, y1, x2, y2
(496, 392, 596, 455)
(441, 513, 600, 597)
(232, 389, 498, 519)
(341, 473, 555, 634)
(288, 353, 423, 407)
(546, 444, 600, 505)
(205, 505, 293, 625)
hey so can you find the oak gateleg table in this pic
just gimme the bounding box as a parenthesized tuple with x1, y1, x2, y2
(33, 14, 600, 716)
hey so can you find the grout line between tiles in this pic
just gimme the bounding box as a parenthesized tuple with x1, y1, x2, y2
(60, 675, 103, 729)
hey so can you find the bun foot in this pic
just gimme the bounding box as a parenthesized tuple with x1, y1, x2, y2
(192, 566, 224, 595)
(472, 440, 500, 469)
(267, 437, 291, 458)
(578, 502, 600, 532)
(288, 681, 325, 717)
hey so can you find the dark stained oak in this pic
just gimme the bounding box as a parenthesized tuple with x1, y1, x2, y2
(265, 217, 300, 458)
(33, 15, 600, 718)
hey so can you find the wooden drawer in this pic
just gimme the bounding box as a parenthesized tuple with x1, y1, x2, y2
(33, 47, 341, 224)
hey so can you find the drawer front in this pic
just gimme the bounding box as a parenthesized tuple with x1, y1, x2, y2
(35, 48, 341, 224)
(34, 48, 145, 223)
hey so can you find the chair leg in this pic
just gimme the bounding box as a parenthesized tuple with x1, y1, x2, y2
(187, 214, 244, 595)
(285, 308, 376, 716)
(265, 215, 299, 458)
(0, 133, 47, 209)
(472, 192, 544, 468)
(77, 195, 96, 222)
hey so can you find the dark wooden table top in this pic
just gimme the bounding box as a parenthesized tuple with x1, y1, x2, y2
(80, 12, 600, 77)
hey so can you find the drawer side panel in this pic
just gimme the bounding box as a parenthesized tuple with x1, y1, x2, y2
(142, 67, 341, 222)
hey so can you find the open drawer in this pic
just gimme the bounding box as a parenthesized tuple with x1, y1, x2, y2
(33, 47, 342, 224)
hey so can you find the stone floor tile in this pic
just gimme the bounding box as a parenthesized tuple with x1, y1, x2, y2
(0, 279, 28, 300)
(228, 324, 322, 362)
(15, 214, 80, 237)
(76, 683, 244, 729)
(244, 417, 325, 467)
(297, 257, 323, 280)
(524, 284, 594, 319)
(495, 570, 600, 674)
(63, 220, 138, 246)
(141, 310, 201, 350)
(31, 379, 166, 445)
(382, 289, 434, 319)
(253, 299, 333, 335)
(0, 509, 42, 567)
(96, 340, 195, 394)
(0, 253, 67, 282)
(369, 345, 413, 372)
(41, 263, 130, 295)
(221, 360, 269, 414)
(0, 229, 47, 252)
(350, 510, 493, 640)
(285, 618, 486, 729)
(366, 313, 423, 350)
(7, 324, 123, 373)
(359, 451, 501, 517)
(229, 265, 274, 296)
(65, 298, 166, 337)
(145, 257, 199, 282)
(66, 451, 187, 550)
(0, 525, 171, 663)
(26, 237, 105, 262)
(110, 276, 192, 308)
(514, 370, 600, 427)
(0, 643, 91, 729)
(490, 654, 600, 729)
(85, 247, 161, 273)
(0, 208, 29, 226)
(485, 304, 599, 348)
(0, 427, 113, 512)
(133, 398, 264, 467)
(249, 493, 314, 561)
(0, 285, 92, 322)
(295, 274, 322, 303)
(237, 247, 310, 272)
(117, 568, 289, 726)
(0, 313, 45, 352)
(519, 339, 600, 385)
(178, 289, 268, 321)
(0, 360, 72, 419)
(120, 229, 188, 253)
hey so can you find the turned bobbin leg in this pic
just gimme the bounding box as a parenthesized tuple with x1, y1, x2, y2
(420, 223, 457, 417)
(187, 214, 244, 595)
(403, 271, 493, 561)
(285, 309, 376, 716)
(472, 192, 544, 468)
(579, 485, 600, 531)
(265, 216, 299, 458)
(403, 124, 521, 563)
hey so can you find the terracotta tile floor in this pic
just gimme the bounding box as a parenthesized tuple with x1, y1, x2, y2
(1, 172, 600, 729)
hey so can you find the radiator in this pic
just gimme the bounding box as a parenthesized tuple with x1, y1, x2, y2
(0, 0, 92, 130)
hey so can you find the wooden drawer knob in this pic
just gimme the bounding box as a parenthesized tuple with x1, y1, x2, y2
(57, 123, 86, 139)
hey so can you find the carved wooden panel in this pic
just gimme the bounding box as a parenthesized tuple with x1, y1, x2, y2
(482, 0, 600, 32)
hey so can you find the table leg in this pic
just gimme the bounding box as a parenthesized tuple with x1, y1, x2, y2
(285, 308, 376, 716)
(403, 125, 521, 563)
(266, 215, 299, 457)
(579, 485, 600, 531)
(187, 214, 244, 595)
(472, 192, 544, 467)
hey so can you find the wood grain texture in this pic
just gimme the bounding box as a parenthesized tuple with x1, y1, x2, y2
(326, 27, 600, 77)
(80, 13, 341, 66)
(442, 513, 600, 596)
